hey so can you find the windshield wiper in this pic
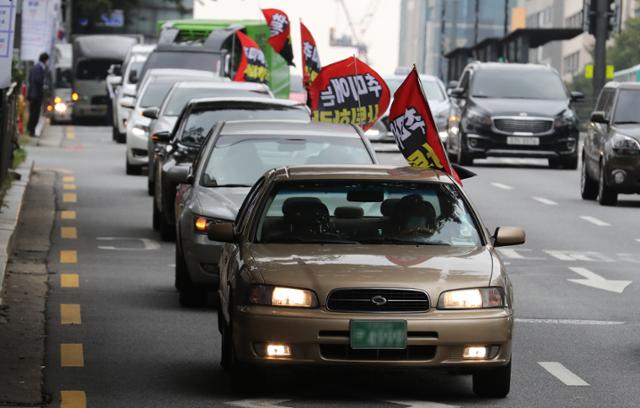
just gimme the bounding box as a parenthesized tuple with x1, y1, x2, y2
(213, 184, 252, 188)
(471, 94, 489, 98)
(613, 121, 640, 124)
(266, 237, 359, 244)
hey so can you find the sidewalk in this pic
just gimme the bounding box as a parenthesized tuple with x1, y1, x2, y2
(0, 169, 56, 406)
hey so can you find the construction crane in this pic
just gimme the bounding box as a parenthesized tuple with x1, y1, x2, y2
(329, 0, 381, 62)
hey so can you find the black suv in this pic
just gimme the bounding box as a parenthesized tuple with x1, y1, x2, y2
(581, 82, 640, 206)
(447, 62, 583, 168)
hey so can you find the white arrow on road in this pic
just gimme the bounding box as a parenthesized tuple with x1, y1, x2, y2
(568, 267, 631, 294)
(226, 399, 291, 408)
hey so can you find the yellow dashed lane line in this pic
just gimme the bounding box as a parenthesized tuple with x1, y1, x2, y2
(63, 193, 77, 203)
(63, 175, 76, 183)
(66, 128, 76, 140)
(60, 344, 84, 367)
(60, 250, 77, 264)
(60, 304, 81, 325)
(61, 390, 86, 408)
(60, 273, 79, 288)
(61, 227, 77, 239)
(63, 183, 77, 191)
(61, 210, 76, 220)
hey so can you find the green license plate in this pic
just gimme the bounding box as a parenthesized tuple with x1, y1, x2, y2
(350, 320, 407, 349)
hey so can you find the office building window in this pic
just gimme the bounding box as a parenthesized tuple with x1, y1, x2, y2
(565, 11, 583, 28)
(564, 51, 580, 75)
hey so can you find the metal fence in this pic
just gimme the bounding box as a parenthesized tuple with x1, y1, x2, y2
(0, 82, 19, 184)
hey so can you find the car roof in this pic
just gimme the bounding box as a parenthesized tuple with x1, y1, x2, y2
(145, 68, 217, 77)
(470, 62, 557, 72)
(270, 165, 452, 183)
(219, 120, 361, 137)
(603, 81, 640, 90)
(172, 81, 274, 91)
(188, 97, 303, 109)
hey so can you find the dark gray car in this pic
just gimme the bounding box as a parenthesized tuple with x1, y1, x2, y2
(145, 81, 273, 194)
(174, 120, 378, 306)
(581, 82, 640, 206)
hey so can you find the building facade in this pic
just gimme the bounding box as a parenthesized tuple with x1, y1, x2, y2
(398, 0, 518, 78)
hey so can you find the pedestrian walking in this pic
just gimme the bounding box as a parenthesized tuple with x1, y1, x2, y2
(27, 52, 49, 137)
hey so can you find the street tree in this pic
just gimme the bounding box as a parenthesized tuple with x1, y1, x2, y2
(607, 17, 640, 71)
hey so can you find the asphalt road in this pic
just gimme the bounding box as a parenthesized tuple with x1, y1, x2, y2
(31, 125, 640, 408)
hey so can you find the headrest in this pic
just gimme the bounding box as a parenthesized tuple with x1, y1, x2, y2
(282, 197, 329, 221)
(395, 194, 435, 219)
(381, 198, 400, 217)
(282, 197, 322, 215)
(334, 206, 364, 219)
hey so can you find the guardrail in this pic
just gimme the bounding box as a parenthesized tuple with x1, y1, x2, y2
(0, 82, 19, 184)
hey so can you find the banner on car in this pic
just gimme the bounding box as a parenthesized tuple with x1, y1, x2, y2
(307, 56, 389, 131)
(261, 8, 294, 66)
(234, 31, 269, 84)
(389, 67, 460, 183)
(300, 21, 321, 89)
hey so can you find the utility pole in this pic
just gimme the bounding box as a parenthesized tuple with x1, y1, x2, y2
(439, 0, 446, 79)
(503, 0, 509, 36)
(473, 0, 479, 45)
(593, 0, 608, 97)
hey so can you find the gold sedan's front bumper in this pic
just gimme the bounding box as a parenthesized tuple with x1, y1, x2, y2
(233, 306, 512, 368)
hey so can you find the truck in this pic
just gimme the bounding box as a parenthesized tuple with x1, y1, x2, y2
(71, 35, 140, 121)
(157, 20, 290, 99)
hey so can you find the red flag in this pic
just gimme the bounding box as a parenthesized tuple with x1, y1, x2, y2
(307, 56, 389, 131)
(389, 67, 460, 183)
(261, 9, 294, 66)
(300, 22, 321, 89)
(233, 31, 269, 84)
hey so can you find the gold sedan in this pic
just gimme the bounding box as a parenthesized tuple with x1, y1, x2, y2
(210, 165, 525, 397)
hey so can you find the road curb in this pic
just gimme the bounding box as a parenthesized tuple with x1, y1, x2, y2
(36, 120, 65, 148)
(0, 158, 35, 304)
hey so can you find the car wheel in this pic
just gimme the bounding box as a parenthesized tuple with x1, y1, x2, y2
(126, 157, 141, 175)
(560, 155, 578, 170)
(115, 129, 126, 144)
(472, 360, 511, 398)
(147, 177, 154, 196)
(158, 213, 175, 241)
(111, 126, 118, 141)
(580, 156, 598, 200)
(152, 199, 160, 232)
(175, 244, 207, 307)
(597, 163, 617, 206)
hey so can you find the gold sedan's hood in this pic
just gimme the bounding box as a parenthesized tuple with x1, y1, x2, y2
(244, 244, 494, 304)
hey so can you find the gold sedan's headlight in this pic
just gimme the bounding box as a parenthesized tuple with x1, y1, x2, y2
(437, 287, 505, 309)
(249, 285, 318, 308)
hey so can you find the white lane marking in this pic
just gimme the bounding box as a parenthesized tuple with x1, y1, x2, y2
(516, 318, 625, 326)
(532, 196, 558, 205)
(545, 250, 615, 262)
(538, 362, 589, 386)
(491, 182, 513, 190)
(579, 215, 610, 227)
(226, 399, 291, 408)
(387, 401, 459, 408)
(96, 237, 161, 251)
(568, 267, 631, 294)
(498, 248, 545, 260)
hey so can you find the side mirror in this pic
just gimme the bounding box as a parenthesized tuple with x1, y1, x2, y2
(570, 91, 584, 102)
(129, 69, 138, 84)
(590, 110, 608, 124)
(119, 96, 135, 109)
(493, 226, 525, 247)
(151, 130, 171, 144)
(142, 107, 159, 119)
(449, 87, 465, 98)
(207, 222, 237, 243)
(447, 80, 458, 90)
(109, 64, 122, 76)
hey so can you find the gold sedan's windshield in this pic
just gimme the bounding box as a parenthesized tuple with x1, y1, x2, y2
(255, 181, 482, 246)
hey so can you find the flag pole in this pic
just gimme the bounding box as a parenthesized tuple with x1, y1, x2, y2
(353, 54, 362, 128)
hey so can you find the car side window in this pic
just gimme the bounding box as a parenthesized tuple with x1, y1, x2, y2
(595, 89, 611, 113)
(236, 177, 266, 236)
(602, 90, 616, 119)
(458, 70, 470, 94)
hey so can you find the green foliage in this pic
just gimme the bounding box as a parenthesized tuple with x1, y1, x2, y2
(608, 17, 640, 71)
(567, 70, 594, 99)
(11, 59, 25, 86)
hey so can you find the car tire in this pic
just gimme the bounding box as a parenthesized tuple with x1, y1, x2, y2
(456, 134, 473, 166)
(581, 156, 598, 200)
(472, 360, 511, 398)
(152, 199, 160, 232)
(597, 163, 617, 206)
(158, 213, 175, 241)
(114, 129, 126, 144)
(561, 155, 578, 170)
(126, 157, 141, 175)
(175, 244, 207, 307)
(147, 178, 154, 196)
